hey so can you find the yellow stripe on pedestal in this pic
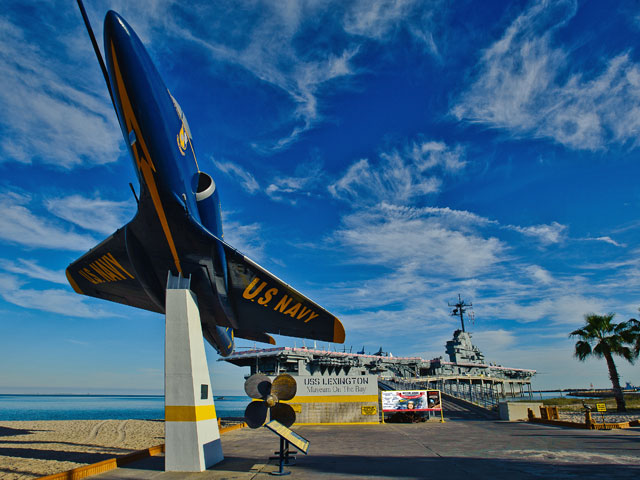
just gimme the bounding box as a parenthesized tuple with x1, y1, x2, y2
(165, 405, 217, 422)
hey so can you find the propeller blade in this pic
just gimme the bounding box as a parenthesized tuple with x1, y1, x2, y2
(270, 402, 296, 428)
(244, 401, 268, 429)
(244, 373, 272, 399)
(271, 373, 297, 401)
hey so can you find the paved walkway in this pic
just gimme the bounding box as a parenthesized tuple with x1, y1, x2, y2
(94, 419, 640, 479)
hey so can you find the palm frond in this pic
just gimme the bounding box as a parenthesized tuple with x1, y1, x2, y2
(569, 327, 589, 338)
(574, 340, 593, 361)
(618, 346, 635, 363)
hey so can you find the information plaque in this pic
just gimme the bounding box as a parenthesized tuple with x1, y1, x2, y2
(265, 420, 310, 455)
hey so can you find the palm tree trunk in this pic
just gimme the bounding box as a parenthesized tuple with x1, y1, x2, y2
(604, 352, 626, 412)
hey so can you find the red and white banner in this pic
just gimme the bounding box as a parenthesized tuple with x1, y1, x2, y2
(381, 390, 442, 412)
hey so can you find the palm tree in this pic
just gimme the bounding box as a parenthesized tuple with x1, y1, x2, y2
(569, 313, 638, 412)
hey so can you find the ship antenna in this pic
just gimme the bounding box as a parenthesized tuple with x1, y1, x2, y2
(448, 293, 473, 332)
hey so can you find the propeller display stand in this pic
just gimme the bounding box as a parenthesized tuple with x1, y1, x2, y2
(272, 437, 293, 476)
(243, 373, 309, 476)
(263, 420, 310, 477)
(270, 439, 297, 466)
(164, 273, 223, 471)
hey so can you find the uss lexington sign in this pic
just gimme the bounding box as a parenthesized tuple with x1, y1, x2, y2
(296, 375, 378, 396)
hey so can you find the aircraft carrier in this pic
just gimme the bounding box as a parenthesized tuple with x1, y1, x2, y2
(224, 296, 535, 424)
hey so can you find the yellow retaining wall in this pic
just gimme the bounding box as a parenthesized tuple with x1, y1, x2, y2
(527, 408, 640, 430)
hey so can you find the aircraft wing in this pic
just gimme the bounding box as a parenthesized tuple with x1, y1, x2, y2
(220, 242, 345, 344)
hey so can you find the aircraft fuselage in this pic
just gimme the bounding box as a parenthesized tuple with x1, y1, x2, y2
(104, 11, 233, 354)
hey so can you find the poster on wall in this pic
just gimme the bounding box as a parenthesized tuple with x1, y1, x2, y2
(381, 390, 442, 412)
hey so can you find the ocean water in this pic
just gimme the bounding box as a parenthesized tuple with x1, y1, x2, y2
(0, 395, 249, 421)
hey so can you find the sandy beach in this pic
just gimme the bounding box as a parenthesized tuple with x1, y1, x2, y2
(0, 419, 165, 479)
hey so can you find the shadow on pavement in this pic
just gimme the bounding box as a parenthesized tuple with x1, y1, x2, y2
(291, 454, 640, 479)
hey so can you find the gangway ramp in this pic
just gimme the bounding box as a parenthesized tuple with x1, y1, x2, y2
(378, 378, 498, 420)
(442, 393, 498, 420)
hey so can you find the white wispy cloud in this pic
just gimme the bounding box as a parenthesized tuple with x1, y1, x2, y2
(103, 1, 443, 150)
(214, 156, 327, 204)
(484, 294, 606, 326)
(220, 213, 266, 261)
(583, 236, 625, 248)
(334, 205, 505, 278)
(329, 140, 465, 205)
(471, 329, 516, 350)
(343, 0, 440, 54)
(0, 6, 122, 167)
(213, 159, 260, 194)
(45, 195, 134, 235)
(265, 160, 325, 203)
(525, 265, 554, 285)
(0, 258, 67, 285)
(0, 192, 97, 251)
(0, 273, 112, 318)
(161, 2, 359, 150)
(408, 141, 467, 172)
(383, 204, 495, 229)
(507, 221, 567, 244)
(453, 0, 640, 151)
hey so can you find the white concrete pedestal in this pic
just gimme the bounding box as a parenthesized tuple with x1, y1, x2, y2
(165, 274, 223, 471)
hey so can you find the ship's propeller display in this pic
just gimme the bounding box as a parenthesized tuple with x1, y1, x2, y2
(244, 373, 297, 428)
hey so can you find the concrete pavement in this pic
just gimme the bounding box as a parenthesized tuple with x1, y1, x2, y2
(93, 418, 640, 480)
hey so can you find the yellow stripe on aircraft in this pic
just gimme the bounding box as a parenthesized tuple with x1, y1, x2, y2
(110, 42, 182, 273)
(334, 317, 345, 343)
(66, 268, 84, 294)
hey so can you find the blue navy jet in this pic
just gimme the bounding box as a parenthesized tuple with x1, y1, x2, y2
(66, 5, 345, 356)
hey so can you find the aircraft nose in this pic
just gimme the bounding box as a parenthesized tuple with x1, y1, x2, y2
(104, 10, 130, 51)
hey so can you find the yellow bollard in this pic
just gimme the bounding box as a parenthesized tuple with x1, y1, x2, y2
(585, 410, 593, 429)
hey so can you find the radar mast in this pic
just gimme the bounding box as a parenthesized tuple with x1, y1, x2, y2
(448, 294, 474, 332)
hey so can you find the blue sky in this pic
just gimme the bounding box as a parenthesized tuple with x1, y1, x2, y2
(1, 0, 640, 395)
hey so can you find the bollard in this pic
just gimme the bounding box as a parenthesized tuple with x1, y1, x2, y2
(584, 410, 593, 429)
